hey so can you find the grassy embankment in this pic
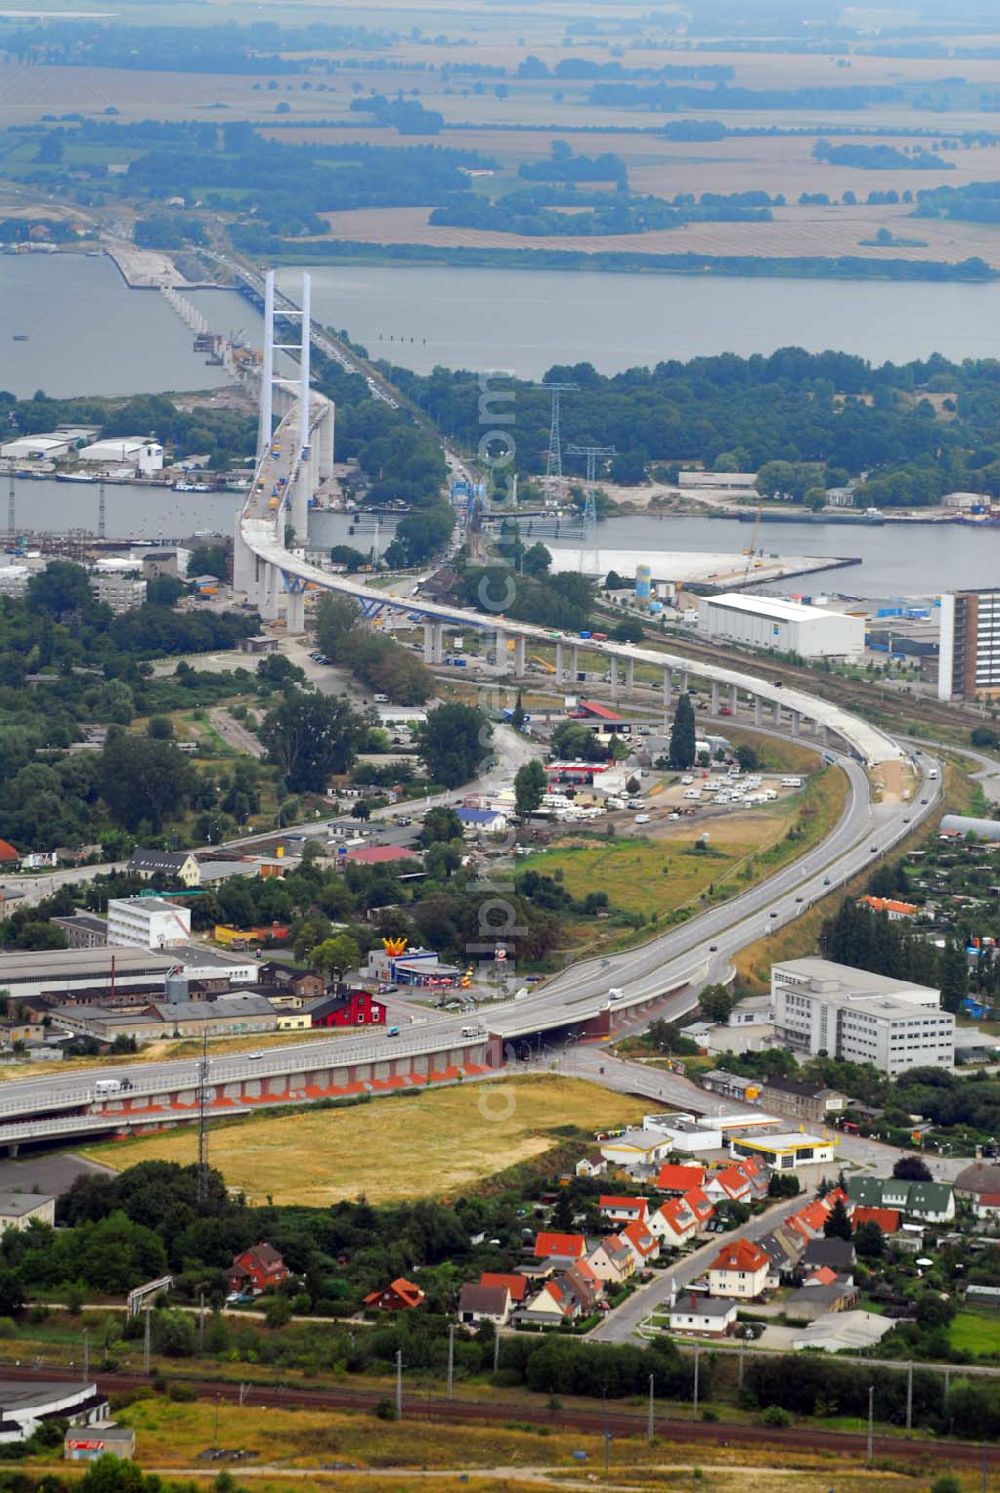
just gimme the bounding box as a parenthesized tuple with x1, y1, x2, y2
(733, 758, 975, 992)
(517, 764, 847, 959)
(79, 1075, 647, 1206)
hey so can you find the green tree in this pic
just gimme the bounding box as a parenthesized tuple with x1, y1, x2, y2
(417, 704, 489, 789)
(419, 807, 463, 846)
(939, 939, 969, 1013)
(26, 559, 93, 618)
(98, 728, 195, 833)
(550, 721, 606, 763)
(510, 691, 526, 731)
(146, 715, 174, 740)
(893, 1154, 932, 1182)
(669, 692, 696, 769)
(521, 542, 552, 577)
(823, 1197, 852, 1240)
(698, 983, 735, 1024)
(260, 688, 364, 793)
(514, 758, 547, 818)
(311, 933, 361, 984)
(854, 1220, 885, 1259)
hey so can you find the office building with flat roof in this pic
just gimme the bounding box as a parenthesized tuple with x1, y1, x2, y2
(771, 957, 953, 1076)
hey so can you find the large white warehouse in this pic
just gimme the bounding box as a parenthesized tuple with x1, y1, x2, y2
(698, 593, 864, 661)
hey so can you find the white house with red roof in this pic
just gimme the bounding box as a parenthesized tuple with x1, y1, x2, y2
(704, 1164, 752, 1205)
(621, 1218, 660, 1266)
(599, 1195, 648, 1225)
(656, 1163, 706, 1194)
(533, 1231, 586, 1265)
(707, 1238, 771, 1299)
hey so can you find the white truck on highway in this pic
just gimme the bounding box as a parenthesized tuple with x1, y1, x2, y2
(93, 1078, 133, 1098)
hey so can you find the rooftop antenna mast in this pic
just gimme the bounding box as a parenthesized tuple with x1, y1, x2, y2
(97, 477, 106, 541)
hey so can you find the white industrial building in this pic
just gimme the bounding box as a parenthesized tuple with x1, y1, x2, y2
(1, 434, 73, 462)
(107, 896, 192, 950)
(698, 593, 864, 660)
(771, 957, 954, 1076)
(78, 438, 163, 475)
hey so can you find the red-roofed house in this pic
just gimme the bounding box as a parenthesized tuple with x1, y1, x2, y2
(859, 895, 918, 921)
(685, 1187, 716, 1229)
(586, 1234, 635, 1285)
(656, 1164, 706, 1194)
(787, 1198, 832, 1240)
(804, 1265, 838, 1287)
(533, 1231, 586, 1264)
(704, 1165, 752, 1205)
(973, 1192, 1000, 1222)
(851, 1206, 901, 1235)
(565, 1259, 604, 1314)
(479, 1271, 528, 1303)
(707, 1238, 770, 1299)
(0, 840, 20, 869)
(649, 1197, 697, 1249)
(622, 1218, 660, 1265)
(522, 1275, 583, 1323)
(225, 1243, 289, 1296)
(362, 1277, 425, 1311)
(599, 1195, 648, 1225)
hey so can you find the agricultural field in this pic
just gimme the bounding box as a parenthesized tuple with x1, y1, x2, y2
(79, 1075, 648, 1205)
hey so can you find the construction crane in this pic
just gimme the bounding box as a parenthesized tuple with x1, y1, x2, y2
(741, 499, 763, 583)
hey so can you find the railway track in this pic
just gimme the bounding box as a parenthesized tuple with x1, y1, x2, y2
(0, 1365, 986, 1472)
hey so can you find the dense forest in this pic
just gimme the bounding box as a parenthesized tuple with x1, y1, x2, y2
(390, 348, 1000, 500)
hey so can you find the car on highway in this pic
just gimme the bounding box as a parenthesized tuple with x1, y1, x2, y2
(870, 845, 878, 853)
(823, 877, 831, 885)
(709, 944, 718, 952)
(795, 896, 804, 902)
(387, 1026, 401, 1037)
(769, 910, 778, 918)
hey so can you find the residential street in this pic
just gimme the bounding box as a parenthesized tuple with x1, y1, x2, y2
(587, 1192, 807, 1343)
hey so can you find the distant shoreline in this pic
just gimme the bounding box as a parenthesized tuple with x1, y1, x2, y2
(267, 241, 998, 283)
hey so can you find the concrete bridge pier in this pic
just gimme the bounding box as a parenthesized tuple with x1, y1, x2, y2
(423, 621, 445, 665)
(609, 658, 619, 701)
(284, 586, 305, 635)
(662, 669, 672, 709)
(513, 635, 526, 676)
(555, 642, 564, 684)
(317, 404, 335, 480)
(260, 563, 280, 621)
(570, 645, 579, 681)
(754, 697, 764, 727)
(711, 680, 721, 714)
(290, 457, 310, 542)
(790, 709, 801, 737)
(730, 684, 739, 712)
(679, 670, 689, 695)
(495, 629, 508, 668)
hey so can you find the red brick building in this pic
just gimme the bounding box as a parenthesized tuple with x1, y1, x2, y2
(362, 1277, 425, 1311)
(225, 1243, 289, 1296)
